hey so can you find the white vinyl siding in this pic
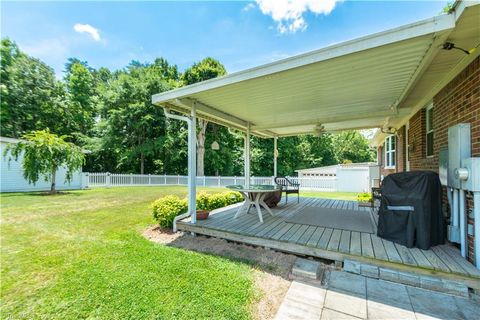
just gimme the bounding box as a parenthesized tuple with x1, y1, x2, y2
(1, 140, 83, 192)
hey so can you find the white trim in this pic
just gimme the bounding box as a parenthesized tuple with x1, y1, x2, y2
(384, 135, 396, 169)
(406, 122, 411, 171)
(425, 102, 434, 157)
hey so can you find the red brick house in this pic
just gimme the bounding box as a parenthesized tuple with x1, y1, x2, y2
(372, 55, 479, 265)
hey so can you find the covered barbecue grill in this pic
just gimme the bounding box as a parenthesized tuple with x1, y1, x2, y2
(377, 171, 446, 250)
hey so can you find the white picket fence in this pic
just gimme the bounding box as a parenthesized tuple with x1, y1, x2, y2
(84, 172, 338, 191)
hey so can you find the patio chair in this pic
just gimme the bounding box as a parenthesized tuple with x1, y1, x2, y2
(274, 177, 300, 204)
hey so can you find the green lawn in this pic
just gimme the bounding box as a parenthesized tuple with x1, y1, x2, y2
(1, 187, 255, 319)
(1, 187, 357, 319)
(301, 191, 358, 201)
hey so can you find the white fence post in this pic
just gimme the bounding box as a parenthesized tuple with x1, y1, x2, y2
(82, 172, 89, 189)
(106, 172, 111, 188)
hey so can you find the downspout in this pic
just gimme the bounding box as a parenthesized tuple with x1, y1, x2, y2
(164, 106, 197, 233)
(452, 188, 459, 242)
(474, 192, 480, 268)
(459, 189, 467, 257)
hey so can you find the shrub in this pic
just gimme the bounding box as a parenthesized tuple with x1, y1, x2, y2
(357, 192, 372, 202)
(152, 195, 188, 228)
(152, 191, 244, 228)
(196, 192, 211, 211)
(224, 191, 243, 205)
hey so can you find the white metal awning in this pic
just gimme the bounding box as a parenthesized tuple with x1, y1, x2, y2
(152, 2, 479, 138)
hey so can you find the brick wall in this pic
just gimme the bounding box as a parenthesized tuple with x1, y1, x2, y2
(407, 57, 479, 264)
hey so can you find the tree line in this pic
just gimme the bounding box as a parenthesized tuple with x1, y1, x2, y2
(1, 38, 375, 176)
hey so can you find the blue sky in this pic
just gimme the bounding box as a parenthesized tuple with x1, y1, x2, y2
(2, 1, 449, 77)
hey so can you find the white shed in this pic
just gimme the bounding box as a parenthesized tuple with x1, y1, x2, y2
(1, 136, 84, 192)
(296, 163, 380, 192)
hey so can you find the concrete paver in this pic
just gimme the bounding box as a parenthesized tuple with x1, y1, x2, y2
(406, 286, 465, 320)
(274, 281, 326, 320)
(324, 289, 367, 318)
(274, 271, 477, 320)
(321, 308, 363, 320)
(328, 270, 366, 296)
(366, 278, 415, 320)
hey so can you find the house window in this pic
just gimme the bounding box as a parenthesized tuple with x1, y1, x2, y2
(426, 104, 434, 157)
(385, 135, 396, 169)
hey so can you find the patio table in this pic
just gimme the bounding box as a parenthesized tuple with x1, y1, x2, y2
(226, 184, 281, 223)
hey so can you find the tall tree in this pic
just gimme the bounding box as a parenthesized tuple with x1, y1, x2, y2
(181, 57, 226, 176)
(3, 130, 84, 194)
(332, 131, 375, 164)
(1, 38, 65, 137)
(98, 60, 176, 174)
(64, 59, 98, 135)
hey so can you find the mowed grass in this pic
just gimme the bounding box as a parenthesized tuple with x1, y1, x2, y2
(301, 191, 359, 201)
(1, 187, 256, 319)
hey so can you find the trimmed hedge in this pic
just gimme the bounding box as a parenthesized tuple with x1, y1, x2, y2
(357, 192, 372, 202)
(152, 191, 243, 228)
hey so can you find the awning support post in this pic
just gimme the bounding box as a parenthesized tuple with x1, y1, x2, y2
(245, 123, 251, 187)
(273, 136, 278, 177)
(188, 102, 197, 224)
(163, 104, 197, 231)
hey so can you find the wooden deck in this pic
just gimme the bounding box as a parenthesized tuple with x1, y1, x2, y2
(178, 197, 480, 288)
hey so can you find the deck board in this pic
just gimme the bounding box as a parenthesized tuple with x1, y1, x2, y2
(339, 230, 351, 253)
(361, 233, 375, 258)
(177, 197, 479, 283)
(350, 231, 362, 256)
(327, 229, 342, 251)
(382, 239, 403, 263)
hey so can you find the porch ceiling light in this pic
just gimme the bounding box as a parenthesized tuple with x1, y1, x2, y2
(211, 141, 220, 150)
(442, 42, 474, 55)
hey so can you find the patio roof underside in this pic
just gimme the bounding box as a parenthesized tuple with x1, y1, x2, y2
(152, 3, 479, 138)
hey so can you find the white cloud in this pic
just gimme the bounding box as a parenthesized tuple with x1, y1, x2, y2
(73, 23, 101, 41)
(255, 0, 340, 34)
(242, 3, 256, 12)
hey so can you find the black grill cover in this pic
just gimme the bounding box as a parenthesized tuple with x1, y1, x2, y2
(377, 171, 445, 250)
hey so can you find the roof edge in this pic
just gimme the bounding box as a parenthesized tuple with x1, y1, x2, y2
(152, 13, 455, 105)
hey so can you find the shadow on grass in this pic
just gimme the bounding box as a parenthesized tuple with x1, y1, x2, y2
(0, 191, 81, 198)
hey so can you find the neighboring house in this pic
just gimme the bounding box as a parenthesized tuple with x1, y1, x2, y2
(371, 56, 479, 264)
(0, 137, 84, 192)
(296, 162, 380, 192)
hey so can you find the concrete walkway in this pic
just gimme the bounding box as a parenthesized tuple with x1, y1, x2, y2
(275, 271, 479, 320)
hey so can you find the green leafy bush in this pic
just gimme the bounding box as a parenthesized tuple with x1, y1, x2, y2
(196, 192, 211, 211)
(224, 191, 243, 205)
(152, 191, 243, 227)
(357, 192, 372, 202)
(152, 195, 188, 228)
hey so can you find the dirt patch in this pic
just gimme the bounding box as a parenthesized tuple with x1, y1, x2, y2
(143, 226, 296, 319)
(143, 226, 183, 243)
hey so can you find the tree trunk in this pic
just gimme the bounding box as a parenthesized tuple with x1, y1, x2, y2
(197, 120, 208, 176)
(50, 167, 57, 194)
(140, 152, 145, 175)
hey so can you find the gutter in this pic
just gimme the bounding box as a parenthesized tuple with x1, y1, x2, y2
(163, 107, 197, 233)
